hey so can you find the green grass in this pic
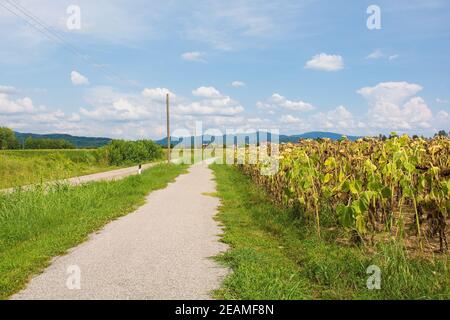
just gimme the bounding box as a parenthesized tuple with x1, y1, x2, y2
(0, 149, 112, 189)
(0, 163, 188, 299)
(0, 149, 165, 189)
(211, 164, 450, 300)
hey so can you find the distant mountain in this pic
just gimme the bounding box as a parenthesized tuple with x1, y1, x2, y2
(14, 132, 112, 148)
(279, 131, 361, 142)
(156, 131, 361, 147)
(13, 131, 360, 149)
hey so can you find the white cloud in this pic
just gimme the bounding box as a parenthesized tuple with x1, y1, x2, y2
(436, 110, 449, 130)
(142, 87, 174, 101)
(231, 81, 246, 88)
(0, 88, 84, 134)
(192, 86, 222, 98)
(257, 93, 315, 112)
(181, 51, 206, 62)
(76, 87, 167, 138)
(2, 84, 244, 138)
(305, 53, 344, 71)
(179, 86, 244, 116)
(310, 106, 364, 131)
(389, 54, 399, 61)
(252, 82, 439, 136)
(0, 0, 319, 67)
(74, 81, 446, 138)
(358, 82, 433, 130)
(0, 92, 38, 114)
(402, 98, 433, 125)
(280, 114, 302, 124)
(176, 101, 244, 116)
(0, 85, 17, 94)
(70, 71, 89, 86)
(366, 49, 399, 61)
(358, 82, 423, 106)
(77, 85, 245, 137)
(366, 49, 384, 60)
(80, 87, 153, 121)
(30, 109, 81, 125)
(437, 110, 449, 119)
(182, 1, 305, 51)
(68, 113, 81, 122)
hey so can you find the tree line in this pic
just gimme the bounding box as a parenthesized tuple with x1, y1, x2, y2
(0, 127, 21, 150)
(23, 137, 75, 149)
(1, 126, 164, 165)
(0, 127, 75, 150)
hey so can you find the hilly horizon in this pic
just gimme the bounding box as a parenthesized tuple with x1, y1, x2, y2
(155, 131, 361, 146)
(13, 130, 361, 148)
(13, 131, 112, 148)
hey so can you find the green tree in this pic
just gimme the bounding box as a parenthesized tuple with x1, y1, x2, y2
(0, 127, 20, 150)
(435, 130, 448, 137)
(24, 137, 75, 149)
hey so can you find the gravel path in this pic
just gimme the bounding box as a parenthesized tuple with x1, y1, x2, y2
(12, 161, 229, 300)
(0, 162, 158, 194)
(64, 162, 157, 185)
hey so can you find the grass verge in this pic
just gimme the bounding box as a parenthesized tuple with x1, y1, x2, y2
(211, 164, 450, 300)
(0, 150, 115, 189)
(0, 149, 165, 189)
(0, 163, 188, 299)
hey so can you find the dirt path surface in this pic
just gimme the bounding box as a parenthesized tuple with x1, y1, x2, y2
(12, 161, 229, 300)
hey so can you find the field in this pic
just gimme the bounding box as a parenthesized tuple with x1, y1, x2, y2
(0, 163, 188, 299)
(239, 135, 450, 254)
(207, 135, 450, 299)
(0, 144, 165, 189)
(211, 164, 450, 299)
(0, 149, 114, 189)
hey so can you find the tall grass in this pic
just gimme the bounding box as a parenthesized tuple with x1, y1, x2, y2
(0, 143, 165, 189)
(0, 149, 112, 189)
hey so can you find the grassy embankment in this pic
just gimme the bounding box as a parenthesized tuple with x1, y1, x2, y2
(0, 148, 165, 189)
(211, 164, 450, 300)
(0, 163, 188, 299)
(0, 150, 115, 189)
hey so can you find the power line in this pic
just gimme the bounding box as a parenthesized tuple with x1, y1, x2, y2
(5, 0, 90, 60)
(5, 0, 134, 85)
(1, 0, 139, 87)
(0, 2, 64, 47)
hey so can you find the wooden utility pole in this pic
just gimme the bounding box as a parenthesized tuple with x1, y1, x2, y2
(166, 93, 171, 163)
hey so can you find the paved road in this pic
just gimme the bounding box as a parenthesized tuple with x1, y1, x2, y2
(12, 161, 229, 300)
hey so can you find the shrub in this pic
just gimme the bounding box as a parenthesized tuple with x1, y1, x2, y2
(102, 139, 164, 165)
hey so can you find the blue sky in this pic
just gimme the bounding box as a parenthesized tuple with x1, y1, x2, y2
(0, 0, 449, 139)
